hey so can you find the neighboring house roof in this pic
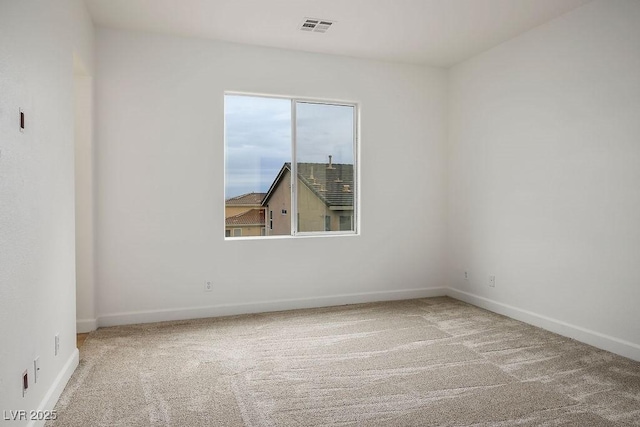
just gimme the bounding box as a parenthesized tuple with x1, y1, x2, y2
(225, 208, 265, 226)
(263, 162, 354, 208)
(225, 192, 266, 205)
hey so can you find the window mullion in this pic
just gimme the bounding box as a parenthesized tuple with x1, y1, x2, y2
(353, 105, 358, 234)
(291, 99, 298, 236)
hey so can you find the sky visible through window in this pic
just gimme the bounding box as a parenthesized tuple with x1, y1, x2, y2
(225, 95, 290, 198)
(225, 95, 354, 198)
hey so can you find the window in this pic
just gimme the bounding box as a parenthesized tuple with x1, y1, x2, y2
(339, 215, 353, 231)
(225, 230, 231, 237)
(233, 228, 242, 237)
(225, 94, 358, 238)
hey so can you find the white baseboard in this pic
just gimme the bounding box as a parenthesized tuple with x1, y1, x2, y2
(447, 288, 640, 362)
(28, 349, 79, 427)
(97, 287, 448, 328)
(88, 286, 639, 362)
(76, 318, 97, 333)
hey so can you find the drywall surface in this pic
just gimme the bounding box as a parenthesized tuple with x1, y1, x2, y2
(74, 75, 96, 333)
(448, 0, 640, 355)
(0, 0, 94, 423)
(94, 29, 448, 323)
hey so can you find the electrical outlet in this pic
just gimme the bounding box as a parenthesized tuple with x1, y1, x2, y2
(34, 357, 40, 384)
(489, 275, 496, 288)
(54, 334, 60, 356)
(204, 281, 213, 292)
(464, 271, 469, 280)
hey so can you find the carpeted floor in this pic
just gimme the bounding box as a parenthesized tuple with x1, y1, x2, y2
(50, 297, 640, 426)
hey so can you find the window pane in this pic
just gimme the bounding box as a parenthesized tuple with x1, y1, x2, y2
(339, 215, 353, 231)
(295, 102, 355, 233)
(225, 95, 291, 237)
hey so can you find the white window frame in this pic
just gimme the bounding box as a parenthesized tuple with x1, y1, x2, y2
(291, 98, 358, 237)
(224, 92, 360, 239)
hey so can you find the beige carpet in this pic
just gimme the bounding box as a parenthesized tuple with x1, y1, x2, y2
(50, 297, 640, 426)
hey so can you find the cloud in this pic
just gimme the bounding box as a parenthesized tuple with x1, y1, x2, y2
(296, 102, 355, 164)
(225, 95, 290, 197)
(225, 95, 355, 198)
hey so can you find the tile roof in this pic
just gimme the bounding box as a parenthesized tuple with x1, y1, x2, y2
(263, 162, 354, 208)
(296, 163, 354, 207)
(225, 208, 265, 226)
(225, 192, 266, 205)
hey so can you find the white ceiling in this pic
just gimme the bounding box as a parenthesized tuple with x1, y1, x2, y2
(85, 0, 592, 67)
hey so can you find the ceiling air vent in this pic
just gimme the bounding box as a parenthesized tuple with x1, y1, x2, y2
(300, 18, 334, 33)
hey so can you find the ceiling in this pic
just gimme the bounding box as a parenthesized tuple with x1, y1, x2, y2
(85, 0, 592, 67)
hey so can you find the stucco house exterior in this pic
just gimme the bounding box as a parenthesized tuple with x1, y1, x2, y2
(224, 192, 266, 237)
(262, 161, 355, 235)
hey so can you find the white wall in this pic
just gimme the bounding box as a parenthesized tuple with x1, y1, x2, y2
(0, 0, 93, 424)
(448, 0, 640, 359)
(2, 0, 638, 418)
(94, 29, 448, 326)
(74, 72, 96, 333)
